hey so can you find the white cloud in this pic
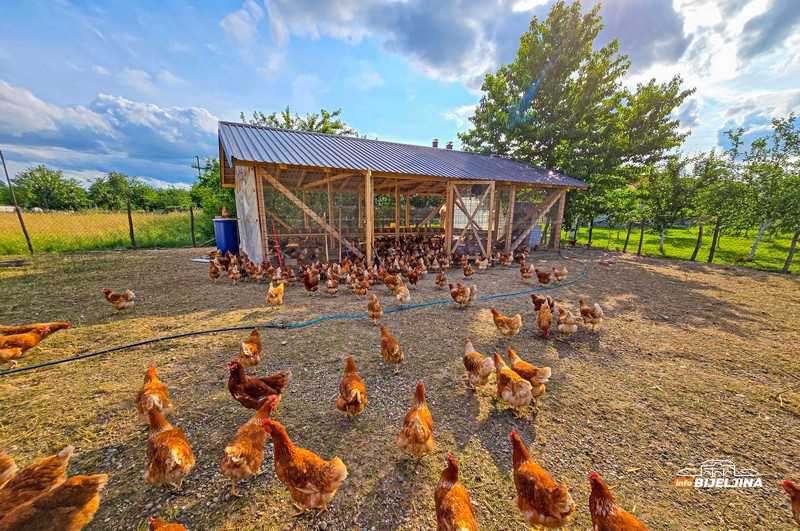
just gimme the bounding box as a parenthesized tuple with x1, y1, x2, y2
(348, 60, 384, 90)
(118, 68, 157, 96)
(220, 0, 264, 48)
(443, 104, 475, 128)
(157, 70, 186, 85)
(511, 0, 549, 13)
(93, 65, 110, 76)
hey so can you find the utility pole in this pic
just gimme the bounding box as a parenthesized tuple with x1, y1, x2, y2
(0, 150, 34, 254)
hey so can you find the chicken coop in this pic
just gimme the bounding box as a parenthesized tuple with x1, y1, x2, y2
(218, 122, 588, 264)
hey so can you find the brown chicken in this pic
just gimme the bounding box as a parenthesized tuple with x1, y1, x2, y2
(537, 303, 553, 338)
(435, 270, 447, 288)
(556, 308, 579, 339)
(520, 262, 534, 280)
(136, 365, 174, 422)
(579, 299, 605, 331)
(221, 395, 278, 496)
(0, 446, 73, 520)
(531, 294, 554, 312)
(511, 431, 575, 529)
(367, 293, 383, 326)
(208, 262, 220, 283)
(507, 348, 551, 410)
(228, 263, 243, 284)
(475, 255, 489, 272)
(463, 339, 493, 388)
(535, 268, 552, 285)
(238, 328, 263, 366)
(396, 380, 435, 457)
(490, 308, 522, 339)
(266, 282, 285, 308)
(463, 263, 474, 277)
(493, 353, 532, 414)
(396, 279, 411, 305)
(149, 517, 187, 530)
(145, 408, 195, 490)
(379, 325, 404, 374)
(500, 253, 513, 267)
(785, 480, 800, 526)
(325, 278, 339, 296)
(551, 266, 567, 283)
(0, 474, 108, 531)
(354, 279, 369, 298)
(435, 455, 478, 531)
(381, 270, 401, 294)
(0, 322, 70, 338)
(302, 268, 319, 295)
(227, 361, 292, 414)
(100, 288, 136, 311)
(0, 325, 50, 368)
(0, 455, 16, 489)
(589, 472, 648, 530)
(261, 419, 348, 517)
(336, 356, 368, 417)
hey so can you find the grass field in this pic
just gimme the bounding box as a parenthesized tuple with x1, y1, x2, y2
(0, 210, 198, 255)
(570, 225, 799, 274)
(0, 248, 799, 530)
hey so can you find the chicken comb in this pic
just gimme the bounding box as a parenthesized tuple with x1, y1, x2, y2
(510, 430, 517, 438)
(590, 472, 599, 479)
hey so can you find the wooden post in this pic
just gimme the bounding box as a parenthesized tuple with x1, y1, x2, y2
(126, 197, 137, 249)
(302, 190, 309, 229)
(0, 149, 33, 255)
(444, 181, 454, 256)
(365, 170, 374, 265)
(550, 189, 566, 251)
(486, 182, 495, 256)
(338, 207, 342, 261)
(323, 213, 329, 263)
(358, 190, 363, 229)
(405, 193, 410, 229)
(493, 185, 502, 243)
(394, 181, 400, 242)
(254, 169, 269, 260)
(509, 189, 562, 252)
(504, 184, 516, 253)
(327, 180, 335, 235)
(189, 206, 196, 247)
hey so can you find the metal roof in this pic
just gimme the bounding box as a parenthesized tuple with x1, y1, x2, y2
(218, 121, 588, 189)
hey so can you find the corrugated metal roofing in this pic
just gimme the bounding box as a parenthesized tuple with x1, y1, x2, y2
(218, 121, 588, 189)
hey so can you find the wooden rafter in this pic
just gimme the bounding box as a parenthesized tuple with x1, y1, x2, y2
(303, 172, 357, 189)
(510, 189, 563, 252)
(296, 169, 308, 187)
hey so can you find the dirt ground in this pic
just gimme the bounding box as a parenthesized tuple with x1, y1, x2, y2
(0, 247, 799, 530)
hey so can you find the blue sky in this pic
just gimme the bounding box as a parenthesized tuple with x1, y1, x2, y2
(1, 0, 798, 188)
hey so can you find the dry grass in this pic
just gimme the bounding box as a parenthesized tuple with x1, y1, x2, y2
(0, 248, 799, 530)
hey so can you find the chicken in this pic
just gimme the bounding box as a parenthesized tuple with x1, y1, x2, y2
(500, 253, 513, 267)
(535, 268, 552, 285)
(406, 268, 421, 287)
(551, 266, 567, 283)
(490, 308, 522, 339)
(228, 263, 243, 284)
(520, 262, 534, 280)
(367, 293, 383, 326)
(531, 294, 554, 313)
(493, 353, 532, 414)
(463, 339, 493, 388)
(395, 279, 411, 305)
(785, 480, 800, 526)
(266, 282, 285, 308)
(379, 325, 404, 375)
(227, 361, 292, 415)
(475, 255, 489, 272)
(579, 299, 604, 332)
(396, 380, 435, 457)
(537, 302, 553, 338)
(336, 356, 368, 417)
(0, 446, 73, 520)
(0, 474, 108, 531)
(0, 455, 16, 489)
(463, 263, 474, 277)
(507, 347, 551, 410)
(556, 308, 579, 339)
(510, 431, 575, 529)
(261, 419, 348, 517)
(302, 268, 319, 296)
(221, 395, 278, 497)
(435, 270, 447, 288)
(0, 325, 50, 368)
(238, 328, 263, 367)
(325, 278, 339, 296)
(208, 262, 220, 283)
(588, 472, 647, 530)
(0, 322, 70, 338)
(354, 279, 369, 298)
(149, 517, 187, 530)
(145, 408, 195, 490)
(381, 269, 401, 294)
(435, 455, 478, 531)
(100, 288, 136, 311)
(136, 365, 174, 422)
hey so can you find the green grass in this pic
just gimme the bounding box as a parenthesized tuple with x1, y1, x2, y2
(0, 210, 200, 255)
(570, 225, 798, 274)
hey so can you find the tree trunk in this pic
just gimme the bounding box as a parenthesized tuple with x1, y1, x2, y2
(690, 223, 703, 261)
(587, 218, 594, 243)
(573, 218, 581, 240)
(623, 222, 633, 252)
(708, 216, 722, 263)
(748, 220, 772, 261)
(637, 220, 645, 256)
(783, 230, 800, 274)
(658, 228, 666, 254)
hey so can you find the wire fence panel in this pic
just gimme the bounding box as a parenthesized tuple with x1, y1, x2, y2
(0, 209, 199, 255)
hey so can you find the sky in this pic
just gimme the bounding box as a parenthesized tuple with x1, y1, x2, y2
(0, 0, 798, 189)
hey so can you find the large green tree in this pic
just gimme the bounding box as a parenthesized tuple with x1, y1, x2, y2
(638, 157, 695, 253)
(240, 106, 358, 136)
(12, 165, 89, 210)
(459, 0, 694, 229)
(88, 172, 134, 210)
(190, 157, 235, 241)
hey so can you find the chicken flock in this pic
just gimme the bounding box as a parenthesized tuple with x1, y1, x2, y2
(1, 234, 798, 530)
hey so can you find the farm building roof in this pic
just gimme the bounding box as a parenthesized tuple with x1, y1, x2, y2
(218, 121, 588, 189)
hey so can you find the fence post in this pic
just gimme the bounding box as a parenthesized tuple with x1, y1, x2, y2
(126, 198, 137, 250)
(0, 150, 34, 255)
(189, 206, 196, 247)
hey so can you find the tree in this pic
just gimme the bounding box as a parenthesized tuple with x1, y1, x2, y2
(638, 157, 694, 254)
(12, 165, 89, 210)
(0, 180, 12, 205)
(152, 188, 192, 210)
(88, 172, 133, 210)
(458, 0, 694, 230)
(240, 106, 358, 136)
(190, 158, 236, 241)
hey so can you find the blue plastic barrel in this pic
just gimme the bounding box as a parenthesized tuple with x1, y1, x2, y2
(213, 218, 239, 255)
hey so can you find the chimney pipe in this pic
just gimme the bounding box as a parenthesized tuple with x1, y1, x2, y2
(432, 138, 439, 148)
(446, 141, 453, 150)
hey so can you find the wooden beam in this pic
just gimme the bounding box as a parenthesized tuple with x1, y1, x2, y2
(365, 169, 374, 265)
(327, 181, 335, 241)
(550, 189, 567, 250)
(450, 184, 491, 255)
(339, 175, 354, 190)
(296, 169, 308, 187)
(510, 188, 563, 252)
(260, 168, 363, 258)
(394, 181, 400, 242)
(301, 190, 309, 229)
(497, 188, 564, 244)
(375, 178, 418, 192)
(453, 192, 484, 231)
(254, 169, 269, 261)
(417, 199, 445, 228)
(263, 206, 292, 230)
(358, 190, 363, 229)
(303, 172, 357, 189)
(444, 181, 454, 256)
(486, 181, 495, 255)
(504, 185, 516, 253)
(493, 185, 502, 244)
(405, 194, 410, 228)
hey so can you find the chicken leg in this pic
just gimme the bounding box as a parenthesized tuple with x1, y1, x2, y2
(230, 479, 242, 497)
